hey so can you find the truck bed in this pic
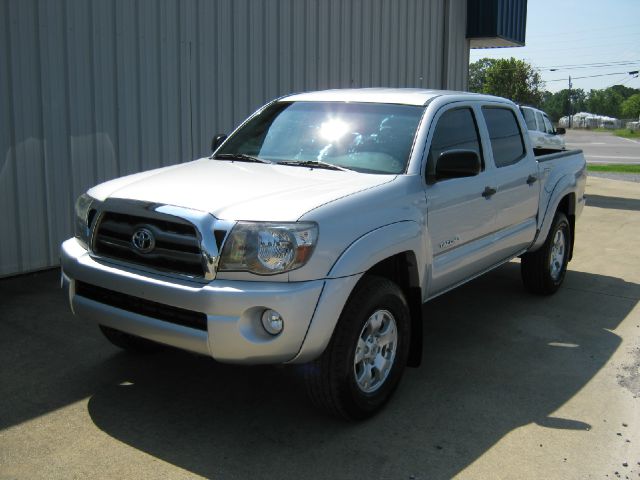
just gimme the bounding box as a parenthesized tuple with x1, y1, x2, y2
(533, 147, 583, 160)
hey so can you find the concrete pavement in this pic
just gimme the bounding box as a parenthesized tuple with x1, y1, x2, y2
(1, 176, 639, 479)
(565, 129, 640, 164)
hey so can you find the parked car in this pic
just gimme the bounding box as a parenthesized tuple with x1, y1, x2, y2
(520, 105, 566, 151)
(61, 89, 586, 419)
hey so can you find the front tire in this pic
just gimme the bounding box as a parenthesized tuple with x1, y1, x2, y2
(304, 276, 411, 420)
(521, 212, 571, 295)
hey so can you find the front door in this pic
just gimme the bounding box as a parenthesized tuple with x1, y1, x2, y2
(424, 106, 497, 297)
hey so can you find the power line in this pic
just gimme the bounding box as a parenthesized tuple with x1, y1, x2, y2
(543, 60, 640, 68)
(603, 74, 636, 90)
(546, 71, 640, 83)
(471, 53, 640, 67)
(625, 77, 640, 89)
(543, 62, 640, 72)
(470, 60, 640, 74)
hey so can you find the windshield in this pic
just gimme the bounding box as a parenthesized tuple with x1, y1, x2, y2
(216, 101, 425, 174)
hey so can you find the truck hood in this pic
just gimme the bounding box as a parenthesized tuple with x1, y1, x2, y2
(88, 158, 396, 221)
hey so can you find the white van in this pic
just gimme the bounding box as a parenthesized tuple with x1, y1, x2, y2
(520, 106, 566, 151)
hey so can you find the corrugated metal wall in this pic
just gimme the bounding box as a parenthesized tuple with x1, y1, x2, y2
(0, 0, 469, 277)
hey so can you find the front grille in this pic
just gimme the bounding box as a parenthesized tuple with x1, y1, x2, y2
(76, 281, 207, 331)
(93, 211, 204, 277)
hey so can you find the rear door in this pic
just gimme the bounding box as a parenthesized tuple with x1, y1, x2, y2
(521, 107, 544, 148)
(534, 111, 550, 148)
(543, 114, 564, 150)
(424, 104, 498, 297)
(480, 105, 539, 259)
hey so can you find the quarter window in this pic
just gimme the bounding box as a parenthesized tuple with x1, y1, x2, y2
(427, 108, 483, 177)
(482, 107, 525, 168)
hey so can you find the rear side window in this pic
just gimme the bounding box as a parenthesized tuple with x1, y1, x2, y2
(482, 107, 525, 168)
(427, 108, 483, 176)
(521, 108, 537, 130)
(535, 111, 545, 132)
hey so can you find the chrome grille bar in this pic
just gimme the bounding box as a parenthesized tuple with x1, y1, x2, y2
(88, 199, 230, 281)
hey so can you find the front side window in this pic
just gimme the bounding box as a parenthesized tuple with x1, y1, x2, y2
(543, 115, 554, 134)
(216, 101, 425, 174)
(427, 108, 483, 177)
(482, 107, 525, 168)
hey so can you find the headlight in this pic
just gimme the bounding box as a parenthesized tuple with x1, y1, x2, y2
(218, 222, 318, 275)
(74, 193, 95, 247)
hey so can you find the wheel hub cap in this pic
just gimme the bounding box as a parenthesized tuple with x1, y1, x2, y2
(549, 229, 566, 281)
(353, 309, 398, 393)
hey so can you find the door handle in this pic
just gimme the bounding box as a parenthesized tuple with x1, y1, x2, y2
(527, 174, 538, 185)
(482, 186, 497, 198)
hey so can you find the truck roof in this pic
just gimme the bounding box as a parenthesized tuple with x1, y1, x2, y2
(281, 88, 505, 106)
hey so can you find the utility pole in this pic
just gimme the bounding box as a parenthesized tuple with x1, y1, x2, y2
(550, 69, 574, 128)
(568, 75, 573, 129)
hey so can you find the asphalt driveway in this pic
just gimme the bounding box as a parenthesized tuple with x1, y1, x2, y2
(565, 129, 640, 164)
(1, 176, 639, 479)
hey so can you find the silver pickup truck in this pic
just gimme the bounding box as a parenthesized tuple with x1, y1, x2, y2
(61, 89, 586, 419)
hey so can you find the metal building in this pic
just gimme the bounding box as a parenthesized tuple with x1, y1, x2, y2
(0, 0, 525, 277)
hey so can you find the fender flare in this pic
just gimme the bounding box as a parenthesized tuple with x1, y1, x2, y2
(530, 174, 577, 252)
(327, 220, 426, 285)
(291, 221, 427, 365)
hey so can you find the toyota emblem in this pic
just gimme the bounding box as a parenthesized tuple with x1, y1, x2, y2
(131, 227, 156, 254)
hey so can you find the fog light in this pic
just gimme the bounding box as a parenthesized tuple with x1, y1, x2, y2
(261, 309, 284, 336)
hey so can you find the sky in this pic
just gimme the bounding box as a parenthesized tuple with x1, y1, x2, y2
(469, 0, 640, 93)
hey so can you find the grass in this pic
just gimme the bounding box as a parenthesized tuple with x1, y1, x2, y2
(613, 129, 640, 139)
(587, 163, 640, 174)
(591, 127, 640, 139)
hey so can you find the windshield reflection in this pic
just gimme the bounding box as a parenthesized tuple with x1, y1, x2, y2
(216, 101, 425, 174)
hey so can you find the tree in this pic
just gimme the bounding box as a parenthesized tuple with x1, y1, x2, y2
(468, 58, 498, 93)
(586, 88, 625, 117)
(542, 88, 587, 121)
(621, 93, 640, 119)
(610, 84, 640, 100)
(468, 57, 545, 106)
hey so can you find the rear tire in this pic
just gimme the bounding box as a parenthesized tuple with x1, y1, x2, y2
(521, 212, 571, 295)
(99, 325, 161, 353)
(304, 276, 411, 420)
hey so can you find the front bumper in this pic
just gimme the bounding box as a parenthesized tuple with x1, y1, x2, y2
(61, 238, 356, 364)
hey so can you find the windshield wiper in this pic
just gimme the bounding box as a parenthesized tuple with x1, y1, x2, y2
(278, 160, 348, 171)
(212, 153, 273, 164)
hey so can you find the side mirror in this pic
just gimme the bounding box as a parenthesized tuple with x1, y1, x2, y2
(211, 133, 227, 152)
(432, 150, 481, 182)
(555, 127, 566, 135)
